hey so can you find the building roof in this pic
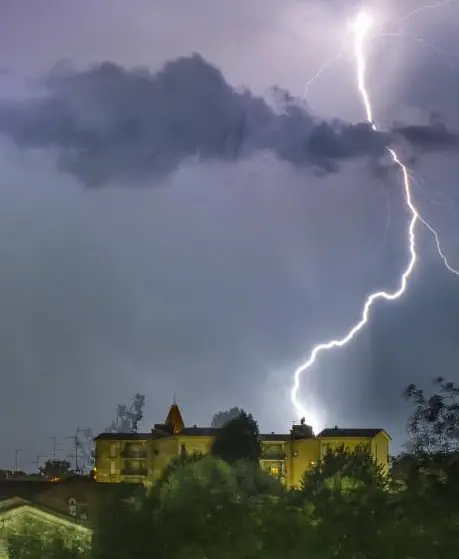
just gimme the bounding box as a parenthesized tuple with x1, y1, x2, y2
(317, 428, 388, 438)
(93, 425, 389, 442)
(0, 497, 91, 532)
(179, 427, 220, 436)
(178, 429, 291, 440)
(94, 432, 152, 441)
(260, 433, 289, 442)
(94, 429, 291, 441)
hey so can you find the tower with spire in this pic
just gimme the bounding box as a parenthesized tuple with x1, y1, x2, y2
(164, 397, 185, 434)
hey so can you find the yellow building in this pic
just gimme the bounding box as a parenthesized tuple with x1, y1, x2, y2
(94, 403, 390, 488)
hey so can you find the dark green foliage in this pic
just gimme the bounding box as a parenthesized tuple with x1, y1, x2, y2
(404, 376, 459, 453)
(154, 457, 258, 558)
(211, 410, 261, 464)
(300, 445, 390, 559)
(148, 456, 313, 559)
(302, 444, 387, 497)
(211, 407, 243, 428)
(11, 388, 459, 559)
(156, 451, 204, 486)
(91, 484, 148, 559)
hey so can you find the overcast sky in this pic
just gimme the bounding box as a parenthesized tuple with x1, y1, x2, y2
(0, 0, 459, 470)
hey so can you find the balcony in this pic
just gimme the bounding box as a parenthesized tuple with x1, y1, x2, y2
(120, 448, 147, 459)
(261, 451, 286, 461)
(121, 467, 148, 477)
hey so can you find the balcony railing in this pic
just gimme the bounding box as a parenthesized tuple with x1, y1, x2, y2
(261, 451, 286, 461)
(120, 449, 147, 459)
(121, 467, 148, 477)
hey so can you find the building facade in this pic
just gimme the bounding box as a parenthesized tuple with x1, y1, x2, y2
(94, 404, 390, 488)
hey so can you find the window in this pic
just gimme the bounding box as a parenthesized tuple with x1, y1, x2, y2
(267, 461, 284, 477)
(110, 460, 117, 475)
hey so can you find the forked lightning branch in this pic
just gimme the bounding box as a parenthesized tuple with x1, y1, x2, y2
(291, 5, 459, 426)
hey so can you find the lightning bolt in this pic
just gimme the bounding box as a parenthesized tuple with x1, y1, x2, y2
(291, 8, 459, 426)
(397, 0, 458, 24)
(303, 45, 347, 102)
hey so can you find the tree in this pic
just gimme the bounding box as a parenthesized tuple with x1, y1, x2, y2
(211, 407, 243, 428)
(156, 451, 204, 486)
(106, 393, 146, 433)
(404, 376, 459, 454)
(211, 410, 261, 464)
(157, 456, 252, 556)
(39, 459, 73, 479)
(93, 456, 258, 559)
(92, 483, 148, 559)
(153, 456, 315, 559)
(378, 378, 459, 557)
(153, 456, 278, 559)
(300, 445, 390, 559)
(301, 444, 387, 503)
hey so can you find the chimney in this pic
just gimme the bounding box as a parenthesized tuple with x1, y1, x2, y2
(291, 422, 314, 439)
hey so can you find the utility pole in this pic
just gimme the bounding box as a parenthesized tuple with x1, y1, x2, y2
(47, 436, 57, 460)
(65, 427, 93, 474)
(74, 433, 80, 472)
(14, 449, 22, 472)
(30, 454, 47, 473)
(65, 431, 81, 473)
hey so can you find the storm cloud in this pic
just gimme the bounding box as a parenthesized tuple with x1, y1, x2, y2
(0, 54, 455, 186)
(0, 0, 459, 470)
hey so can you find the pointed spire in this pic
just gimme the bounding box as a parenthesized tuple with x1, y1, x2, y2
(165, 400, 185, 434)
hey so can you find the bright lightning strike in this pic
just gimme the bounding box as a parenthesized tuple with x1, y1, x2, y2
(398, 0, 458, 24)
(303, 45, 347, 101)
(291, 7, 459, 425)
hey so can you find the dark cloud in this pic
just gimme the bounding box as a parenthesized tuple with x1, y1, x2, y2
(0, 0, 458, 469)
(0, 54, 454, 186)
(394, 121, 458, 152)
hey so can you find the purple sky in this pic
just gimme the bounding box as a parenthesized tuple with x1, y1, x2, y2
(0, 0, 459, 470)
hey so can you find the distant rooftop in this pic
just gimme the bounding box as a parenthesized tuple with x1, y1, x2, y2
(94, 432, 152, 441)
(94, 428, 294, 441)
(317, 428, 388, 439)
